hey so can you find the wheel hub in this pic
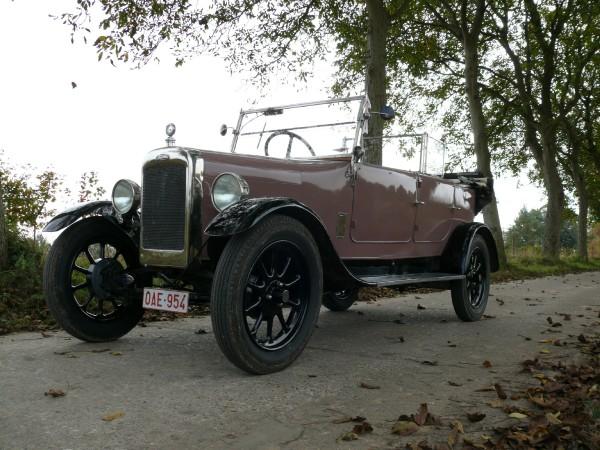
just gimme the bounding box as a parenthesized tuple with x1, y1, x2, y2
(90, 258, 133, 300)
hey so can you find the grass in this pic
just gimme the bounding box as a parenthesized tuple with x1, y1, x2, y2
(492, 257, 600, 283)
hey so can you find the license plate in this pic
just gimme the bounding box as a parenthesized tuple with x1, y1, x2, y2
(142, 288, 189, 313)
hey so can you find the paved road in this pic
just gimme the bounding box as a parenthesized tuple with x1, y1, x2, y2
(1, 272, 599, 449)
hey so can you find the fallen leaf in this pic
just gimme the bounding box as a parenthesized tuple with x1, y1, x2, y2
(337, 431, 358, 441)
(466, 412, 486, 423)
(546, 316, 553, 324)
(483, 314, 496, 319)
(41, 331, 52, 338)
(102, 411, 125, 421)
(450, 420, 464, 433)
(44, 389, 65, 398)
(494, 383, 507, 399)
(482, 360, 492, 368)
(332, 415, 366, 424)
(71, 81, 77, 89)
(414, 403, 429, 426)
(352, 421, 373, 435)
(422, 360, 438, 366)
(111, 351, 122, 356)
(551, 322, 562, 327)
(417, 304, 426, 310)
(540, 349, 550, 354)
(91, 348, 111, 353)
(195, 329, 207, 335)
(578, 334, 588, 343)
(448, 381, 462, 387)
(488, 399, 504, 408)
(359, 382, 380, 390)
(447, 429, 460, 447)
(496, 298, 505, 306)
(508, 412, 528, 419)
(391, 421, 419, 436)
(545, 412, 562, 425)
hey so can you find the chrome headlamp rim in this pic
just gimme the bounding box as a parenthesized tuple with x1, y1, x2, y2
(111, 179, 141, 215)
(211, 172, 250, 212)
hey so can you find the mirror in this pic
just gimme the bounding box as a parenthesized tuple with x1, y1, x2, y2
(352, 145, 365, 163)
(380, 105, 395, 121)
(219, 124, 228, 136)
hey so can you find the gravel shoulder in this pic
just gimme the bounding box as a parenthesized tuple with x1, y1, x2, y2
(1, 272, 599, 449)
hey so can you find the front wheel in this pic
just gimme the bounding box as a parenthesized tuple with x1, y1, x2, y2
(210, 215, 323, 374)
(43, 217, 143, 342)
(451, 235, 490, 321)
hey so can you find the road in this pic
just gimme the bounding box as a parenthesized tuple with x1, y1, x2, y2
(1, 272, 599, 449)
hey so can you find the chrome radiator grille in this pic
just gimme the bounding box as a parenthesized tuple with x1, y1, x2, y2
(141, 162, 187, 251)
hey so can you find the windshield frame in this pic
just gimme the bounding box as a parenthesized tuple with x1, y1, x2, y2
(229, 96, 369, 156)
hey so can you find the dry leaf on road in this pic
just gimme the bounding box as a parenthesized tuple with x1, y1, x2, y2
(44, 389, 65, 398)
(102, 411, 125, 422)
(466, 412, 486, 423)
(391, 421, 419, 436)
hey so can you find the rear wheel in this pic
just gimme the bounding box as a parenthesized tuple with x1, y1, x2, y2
(211, 215, 322, 374)
(451, 235, 490, 321)
(44, 217, 143, 342)
(322, 288, 358, 312)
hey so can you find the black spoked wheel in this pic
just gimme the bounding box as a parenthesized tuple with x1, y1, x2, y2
(465, 248, 486, 308)
(244, 241, 309, 351)
(322, 287, 358, 312)
(211, 215, 323, 374)
(44, 217, 143, 342)
(451, 235, 490, 322)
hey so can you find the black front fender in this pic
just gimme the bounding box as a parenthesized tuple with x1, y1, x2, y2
(204, 197, 312, 237)
(204, 197, 362, 290)
(43, 201, 115, 232)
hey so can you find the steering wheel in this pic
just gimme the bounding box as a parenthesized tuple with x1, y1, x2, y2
(264, 130, 315, 159)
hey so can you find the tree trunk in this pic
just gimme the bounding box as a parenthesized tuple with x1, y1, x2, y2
(364, 0, 389, 165)
(0, 183, 7, 271)
(462, 34, 508, 268)
(539, 126, 564, 260)
(574, 176, 589, 262)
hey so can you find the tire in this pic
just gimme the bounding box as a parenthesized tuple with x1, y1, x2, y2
(44, 217, 143, 342)
(451, 234, 490, 321)
(322, 288, 358, 312)
(211, 215, 323, 374)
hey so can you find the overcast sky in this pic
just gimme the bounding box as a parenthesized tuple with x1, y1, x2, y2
(0, 0, 547, 230)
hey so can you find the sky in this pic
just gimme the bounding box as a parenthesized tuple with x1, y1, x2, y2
(0, 0, 547, 231)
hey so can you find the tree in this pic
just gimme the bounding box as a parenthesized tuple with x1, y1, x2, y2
(0, 182, 7, 270)
(0, 153, 62, 240)
(78, 171, 106, 202)
(484, 0, 600, 260)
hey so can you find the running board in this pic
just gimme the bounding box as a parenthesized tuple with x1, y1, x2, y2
(357, 273, 465, 287)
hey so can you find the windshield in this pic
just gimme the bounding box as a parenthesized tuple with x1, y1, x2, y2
(230, 97, 365, 158)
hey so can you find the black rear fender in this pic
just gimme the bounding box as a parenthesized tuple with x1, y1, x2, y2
(441, 222, 500, 273)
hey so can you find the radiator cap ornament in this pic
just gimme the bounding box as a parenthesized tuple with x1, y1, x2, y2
(165, 123, 176, 147)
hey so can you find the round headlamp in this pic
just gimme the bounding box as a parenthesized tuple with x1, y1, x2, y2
(212, 173, 249, 211)
(111, 179, 141, 215)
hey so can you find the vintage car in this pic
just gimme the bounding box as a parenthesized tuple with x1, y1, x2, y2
(43, 96, 498, 374)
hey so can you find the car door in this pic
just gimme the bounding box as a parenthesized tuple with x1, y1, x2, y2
(413, 174, 456, 242)
(350, 163, 417, 243)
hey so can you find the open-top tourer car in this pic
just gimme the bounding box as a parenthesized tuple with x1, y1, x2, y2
(43, 95, 498, 374)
